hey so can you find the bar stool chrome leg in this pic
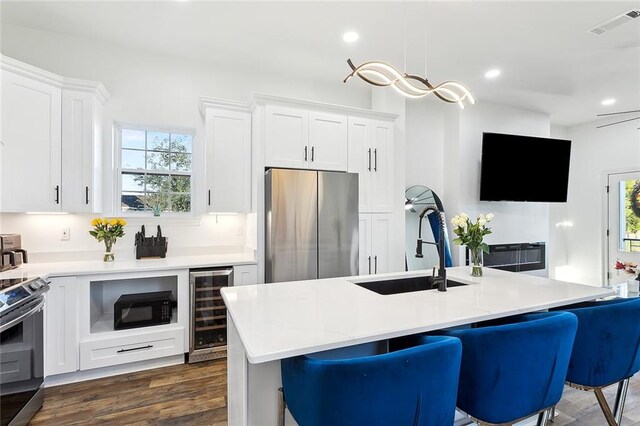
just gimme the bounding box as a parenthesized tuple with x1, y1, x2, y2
(614, 378, 630, 425)
(277, 387, 286, 426)
(536, 408, 551, 426)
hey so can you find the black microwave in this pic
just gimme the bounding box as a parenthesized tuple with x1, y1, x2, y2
(114, 291, 176, 330)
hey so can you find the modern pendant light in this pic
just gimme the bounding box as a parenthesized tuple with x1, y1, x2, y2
(343, 1, 475, 109)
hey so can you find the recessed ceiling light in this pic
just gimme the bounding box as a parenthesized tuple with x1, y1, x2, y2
(601, 98, 616, 106)
(342, 31, 359, 43)
(484, 69, 501, 79)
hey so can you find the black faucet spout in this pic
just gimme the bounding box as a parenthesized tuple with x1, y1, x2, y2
(416, 205, 447, 292)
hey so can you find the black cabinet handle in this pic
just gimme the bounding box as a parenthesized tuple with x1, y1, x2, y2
(374, 149, 378, 171)
(85, 186, 89, 205)
(368, 149, 372, 171)
(208, 190, 211, 206)
(311, 146, 315, 162)
(368, 256, 371, 274)
(117, 345, 153, 353)
(374, 255, 378, 274)
(304, 146, 308, 161)
(54, 185, 59, 204)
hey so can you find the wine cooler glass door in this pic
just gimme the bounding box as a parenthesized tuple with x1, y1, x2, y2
(190, 269, 233, 353)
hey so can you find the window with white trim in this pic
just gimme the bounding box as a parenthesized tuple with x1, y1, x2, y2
(117, 125, 194, 213)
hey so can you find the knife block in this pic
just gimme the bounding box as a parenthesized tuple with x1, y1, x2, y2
(135, 236, 168, 259)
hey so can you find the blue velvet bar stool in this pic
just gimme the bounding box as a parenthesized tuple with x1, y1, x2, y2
(432, 312, 578, 426)
(554, 298, 640, 425)
(279, 336, 462, 426)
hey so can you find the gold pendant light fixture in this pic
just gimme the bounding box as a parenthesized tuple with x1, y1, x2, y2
(343, 1, 475, 109)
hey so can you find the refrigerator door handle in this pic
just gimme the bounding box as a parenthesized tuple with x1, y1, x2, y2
(368, 256, 371, 274)
(374, 255, 378, 274)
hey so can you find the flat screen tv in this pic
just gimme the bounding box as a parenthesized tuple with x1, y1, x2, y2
(479, 132, 571, 202)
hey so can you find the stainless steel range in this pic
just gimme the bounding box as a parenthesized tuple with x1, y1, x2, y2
(0, 276, 49, 426)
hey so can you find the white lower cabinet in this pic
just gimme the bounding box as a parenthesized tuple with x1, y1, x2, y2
(80, 327, 184, 370)
(77, 269, 189, 371)
(359, 213, 392, 275)
(233, 264, 258, 286)
(45, 277, 79, 376)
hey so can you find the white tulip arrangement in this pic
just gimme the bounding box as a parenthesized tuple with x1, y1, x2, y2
(451, 213, 494, 276)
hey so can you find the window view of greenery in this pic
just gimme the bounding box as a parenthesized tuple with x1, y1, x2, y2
(622, 179, 640, 252)
(120, 128, 193, 213)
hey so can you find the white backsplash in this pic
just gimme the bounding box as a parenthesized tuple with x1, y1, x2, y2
(0, 213, 250, 262)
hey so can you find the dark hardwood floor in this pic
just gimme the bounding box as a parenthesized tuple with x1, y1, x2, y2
(30, 360, 228, 425)
(30, 360, 640, 425)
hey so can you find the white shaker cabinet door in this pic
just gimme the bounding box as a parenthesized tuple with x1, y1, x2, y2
(265, 105, 309, 169)
(348, 117, 373, 212)
(61, 90, 103, 213)
(45, 277, 79, 376)
(371, 214, 392, 275)
(370, 121, 394, 213)
(1, 70, 62, 212)
(308, 111, 347, 171)
(206, 108, 252, 213)
(359, 214, 373, 275)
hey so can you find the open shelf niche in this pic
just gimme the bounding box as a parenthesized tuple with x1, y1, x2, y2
(89, 275, 179, 334)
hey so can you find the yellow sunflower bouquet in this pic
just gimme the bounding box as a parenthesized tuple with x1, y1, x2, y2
(89, 218, 127, 262)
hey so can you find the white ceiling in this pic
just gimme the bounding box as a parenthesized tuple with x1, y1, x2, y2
(1, 0, 639, 126)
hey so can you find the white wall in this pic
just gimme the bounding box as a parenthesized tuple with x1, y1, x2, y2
(0, 24, 370, 257)
(407, 101, 552, 268)
(405, 99, 445, 195)
(548, 125, 570, 280)
(0, 213, 247, 262)
(553, 119, 640, 286)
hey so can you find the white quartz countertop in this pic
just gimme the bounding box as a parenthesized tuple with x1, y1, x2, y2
(221, 267, 614, 364)
(0, 253, 256, 280)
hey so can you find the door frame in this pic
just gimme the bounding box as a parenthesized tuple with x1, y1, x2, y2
(603, 167, 640, 286)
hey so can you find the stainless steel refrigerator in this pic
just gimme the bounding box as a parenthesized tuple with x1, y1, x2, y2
(265, 168, 359, 283)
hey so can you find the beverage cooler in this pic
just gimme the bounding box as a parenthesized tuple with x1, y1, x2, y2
(188, 268, 233, 363)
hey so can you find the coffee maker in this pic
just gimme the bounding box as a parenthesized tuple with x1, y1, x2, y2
(1, 234, 28, 271)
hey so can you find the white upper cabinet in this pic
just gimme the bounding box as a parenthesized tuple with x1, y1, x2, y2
(1, 69, 62, 212)
(204, 104, 252, 213)
(264, 104, 347, 172)
(265, 105, 309, 169)
(370, 121, 394, 213)
(308, 112, 347, 171)
(0, 56, 109, 213)
(347, 117, 394, 213)
(348, 117, 373, 212)
(61, 86, 108, 213)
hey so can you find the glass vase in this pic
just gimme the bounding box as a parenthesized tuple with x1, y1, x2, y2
(103, 238, 115, 262)
(469, 246, 483, 277)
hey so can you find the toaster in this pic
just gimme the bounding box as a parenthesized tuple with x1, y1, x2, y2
(1, 234, 28, 271)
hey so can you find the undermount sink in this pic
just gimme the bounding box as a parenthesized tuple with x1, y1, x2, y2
(353, 276, 468, 295)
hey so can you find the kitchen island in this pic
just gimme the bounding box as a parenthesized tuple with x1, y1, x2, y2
(221, 267, 614, 426)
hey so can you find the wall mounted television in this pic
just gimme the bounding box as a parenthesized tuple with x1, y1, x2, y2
(479, 132, 571, 202)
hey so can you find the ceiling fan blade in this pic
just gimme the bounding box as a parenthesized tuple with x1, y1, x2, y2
(596, 116, 640, 129)
(597, 109, 640, 117)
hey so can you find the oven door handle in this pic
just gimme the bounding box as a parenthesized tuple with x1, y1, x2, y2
(0, 297, 45, 333)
